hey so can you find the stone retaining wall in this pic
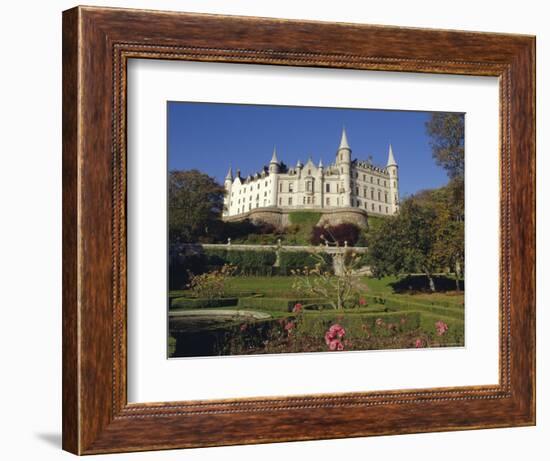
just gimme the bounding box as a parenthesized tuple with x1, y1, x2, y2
(223, 206, 369, 229)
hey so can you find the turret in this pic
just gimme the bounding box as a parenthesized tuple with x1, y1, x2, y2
(268, 147, 280, 207)
(224, 166, 233, 189)
(268, 147, 280, 174)
(336, 128, 352, 207)
(223, 167, 233, 216)
(386, 144, 400, 213)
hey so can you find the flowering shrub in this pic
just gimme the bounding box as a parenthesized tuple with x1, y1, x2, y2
(415, 338, 425, 348)
(186, 264, 235, 300)
(292, 251, 366, 310)
(435, 320, 449, 336)
(324, 323, 346, 351)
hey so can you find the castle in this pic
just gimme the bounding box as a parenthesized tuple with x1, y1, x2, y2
(222, 129, 399, 228)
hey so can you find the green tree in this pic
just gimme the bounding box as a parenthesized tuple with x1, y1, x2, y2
(368, 198, 440, 291)
(426, 113, 465, 180)
(169, 170, 224, 243)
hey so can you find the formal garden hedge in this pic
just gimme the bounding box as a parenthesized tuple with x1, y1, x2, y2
(204, 248, 277, 276)
(170, 297, 239, 309)
(237, 297, 329, 312)
(278, 251, 332, 275)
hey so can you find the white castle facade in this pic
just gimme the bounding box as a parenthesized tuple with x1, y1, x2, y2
(222, 129, 399, 224)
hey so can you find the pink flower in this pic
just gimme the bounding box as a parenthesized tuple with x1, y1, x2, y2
(435, 320, 449, 336)
(328, 339, 344, 351)
(415, 338, 424, 348)
(359, 298, 366, 306)
(324, 323, 346, 347)
(293, 303, 303, 313)
(284, 321, 295, 332)
(375, 318, 384, 327)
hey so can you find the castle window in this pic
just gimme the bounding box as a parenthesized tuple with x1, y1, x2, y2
(384, 180, 387, 187)
(386, 206, 389, 213)
(289, 183, 294, 193)
(357, 200, 361, 207)
(377, 178, 380, 185)
(355, 186, 359, 195)
(370, 177, 373, 183)
(288, 197, 293, 205)
(364, 202, 368, 209)
(303, 197, 306, 204)
(341, 167, 343, 174)
(370, 190, 374, 199)
(385, 193, 388, 203)
(378, 191, 381, 201)
(307, 197, 311, 204)
(264, 191, 267, 197)
(379, 205, 382, 212)
(394, 181, 396, 188)
(355, 172, 358, 178)
(308, 169, 311, 175)
(337, 198, 340, 206)
(363, 188, 367, 198)
(249, 204, 251, 211)
(363, 174, 366, 181)
(326, 183, 330, 193)
(371, 203, 375, 211)
(306, 181, 312, 192)
(326, 197, 330, 205)
(265, 181, 268, 187)
(279, 183, 282, 192)
(351, 199, 354, 207)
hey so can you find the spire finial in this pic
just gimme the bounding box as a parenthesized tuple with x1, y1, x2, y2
(387, 144, 397, 167)
(225, 166, 233, 180)
(338, 127, 350, 150)
(319, 158, 324, 168)
(270, 146, 279, 164)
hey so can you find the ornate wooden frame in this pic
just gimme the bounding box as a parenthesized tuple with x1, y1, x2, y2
(62, 5, 536, 455)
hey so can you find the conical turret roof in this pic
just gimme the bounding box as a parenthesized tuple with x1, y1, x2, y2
(338, 127, 350, 150)
(387, 144, 397, 167)
(270, 146, 279, 164)
(225, 166, 233, 180)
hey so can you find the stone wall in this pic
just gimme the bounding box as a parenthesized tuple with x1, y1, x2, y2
(223, 206, 369, 229)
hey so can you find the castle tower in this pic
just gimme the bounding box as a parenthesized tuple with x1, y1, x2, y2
(386, 144, 400, 213)
(223, 167, 233, 216)
(336, 128, 352, 207)
(268, 147, 280, 207)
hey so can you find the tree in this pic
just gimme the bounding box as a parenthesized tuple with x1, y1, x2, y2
(368, 198, 440, 291)
(426, 113, 465, 180)
(169, 170, 225, 244)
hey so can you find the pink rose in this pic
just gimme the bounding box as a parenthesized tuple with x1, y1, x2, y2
(328, 323, 346, 338)
(415, 339, 424, 348)
(359, 298, 366, 306)
(284, 321, 295, 332)
(293, 303, 303, 313)
(435, 320, 449, 336)
(328, 339, 344, 351)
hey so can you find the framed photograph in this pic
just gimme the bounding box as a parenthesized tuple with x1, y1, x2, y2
(62, 6, 535, 455)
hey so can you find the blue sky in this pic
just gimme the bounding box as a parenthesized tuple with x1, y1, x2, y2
(167, 102, 457, 197)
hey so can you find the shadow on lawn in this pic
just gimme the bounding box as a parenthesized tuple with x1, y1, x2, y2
(390, 275, 464, 294)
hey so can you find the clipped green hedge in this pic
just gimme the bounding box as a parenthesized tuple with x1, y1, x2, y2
(363, 294, 464, 320)
(278, 251, 332, 275)
(204, 249, 277, 276)
(170, 297, 239, 309)
(237, 297, 328, 312)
